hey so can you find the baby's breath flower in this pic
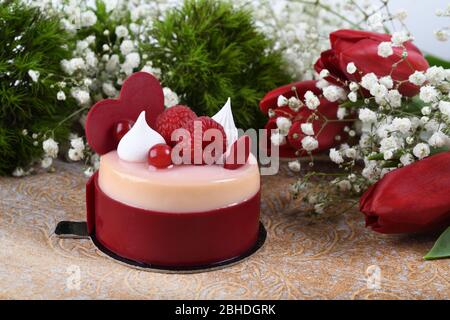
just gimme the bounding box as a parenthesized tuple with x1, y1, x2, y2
(80, 10, 97, 27)
(84, 167, 95, 178)
(361, 73, 378, 90)
(400, 153, 414, 166)
(425, 66, 446, 85)
(12, 167, 25, 177)
(120, 39, 135, 56)
(348, 91, 357, 102)
(391, 31, 410, 46)
(377, 41, 393, 57)
(304, 91, 320, 110)
(438, 100, 450, 116)
(359, 108, 377, 123)
(277, 95, 288, 107)
(337, 107, 347, 120)
(68, 148, 84, 161)
(420, 85, 439, 103)
(163, 87, 179, 108)
(41, 157, 53, 169)
(43, 138, 59, 158)
(387, 89, 402, 108)
(28, 70, 40, 82)
(329, 148, 344, 164)
(408, 71, 427, 86)
(301, 136, 318, 152)
(346, 62, 357, 74)
(276, 117, 292, 135)
(434, 29, 449, 42)
(300, 123, 314, 136)
(270, 131, 285, 146)
(115, 25, 129, 38)
(57, 90, 66, 101)
(428, 131, 449, 147)
(288, 160, 301, 172)
(349, 82, 359, 92)
(288, 97, 301, 111)
(413, 143, 430, 159)
(319, 69, 330, 79)
(344, 148, 357, 159)
(379, 76, 393, 89)
(391, 117, 411, 134)
(323, 85, 345, 102)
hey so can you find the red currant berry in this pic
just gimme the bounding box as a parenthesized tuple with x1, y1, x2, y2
(114, 120, 134, 143)
(148, 143, 173, 168)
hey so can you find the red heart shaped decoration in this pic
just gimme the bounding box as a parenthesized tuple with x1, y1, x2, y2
(85, 72, 165, 155)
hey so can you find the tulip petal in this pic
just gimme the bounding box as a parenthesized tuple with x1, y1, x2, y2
(338, 38, 428, 96)
(360, 152, 450, 234)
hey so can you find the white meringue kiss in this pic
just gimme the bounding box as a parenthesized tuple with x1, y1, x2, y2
(117, 111, 165, 162)
(212, 97, 238, 147)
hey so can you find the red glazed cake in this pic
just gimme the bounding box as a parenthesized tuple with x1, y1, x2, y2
(85, 72, 261, 268)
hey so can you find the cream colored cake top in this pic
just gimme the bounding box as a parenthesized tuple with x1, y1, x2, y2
(98, 151, 260, 213)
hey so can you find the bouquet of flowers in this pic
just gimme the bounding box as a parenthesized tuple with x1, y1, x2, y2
(262, 11, 450, 259)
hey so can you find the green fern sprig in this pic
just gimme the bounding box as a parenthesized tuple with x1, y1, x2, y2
(0, 0, 76, 175)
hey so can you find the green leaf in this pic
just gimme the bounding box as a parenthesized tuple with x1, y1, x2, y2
(425, 54, 450, 68)
(430, 145, 450, 156)
(402, 95, 427, 115)
(339, 99, 366, 109)
(367, 152, 385, 161)
(424, 226, 450, 260)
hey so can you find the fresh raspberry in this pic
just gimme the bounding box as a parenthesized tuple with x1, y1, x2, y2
(182, 116, 227, 165)
(155, 105, 197, 146)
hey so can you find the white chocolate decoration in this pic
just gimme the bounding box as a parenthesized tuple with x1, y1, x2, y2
(212, 98, 238, 147)
(117, 111, 165, 162)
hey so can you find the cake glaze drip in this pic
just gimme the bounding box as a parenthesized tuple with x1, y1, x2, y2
(117, 111, 165, 162)
(212, 98, 238, 147)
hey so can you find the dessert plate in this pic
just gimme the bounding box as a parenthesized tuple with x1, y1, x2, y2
(55, 221, 266, 274)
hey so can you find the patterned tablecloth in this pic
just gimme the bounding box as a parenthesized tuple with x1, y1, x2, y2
(0, 161, 448, 300)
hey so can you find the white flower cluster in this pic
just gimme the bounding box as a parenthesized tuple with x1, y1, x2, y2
(239, 0, 426, 82)
(25, 0, 181, 173)
(291, 59, 450, 215)
(54, 0, 172, 107)
(239, 0, 364, 80)
(271, 91, 320, 152)
(40, 137, 59, 171)
(30, 0, 179, 110)
(68, 136, 85, 161)
(333, 65, 450, 187)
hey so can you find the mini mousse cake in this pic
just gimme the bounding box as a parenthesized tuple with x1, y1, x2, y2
(85, 72, 261, 267)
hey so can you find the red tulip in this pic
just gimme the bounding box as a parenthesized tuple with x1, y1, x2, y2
(360, 152, 450, 234)
(315, 29, 429, 97)
(259, 80, 349, 157)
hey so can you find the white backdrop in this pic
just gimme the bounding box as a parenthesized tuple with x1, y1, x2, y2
(388, 0, 449, 59)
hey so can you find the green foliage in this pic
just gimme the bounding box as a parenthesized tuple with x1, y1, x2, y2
(0, 0, 75, 175)
(425, 54, 450, 69)
(424, 227, 450, 260)
(144, 0, 292, 129)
